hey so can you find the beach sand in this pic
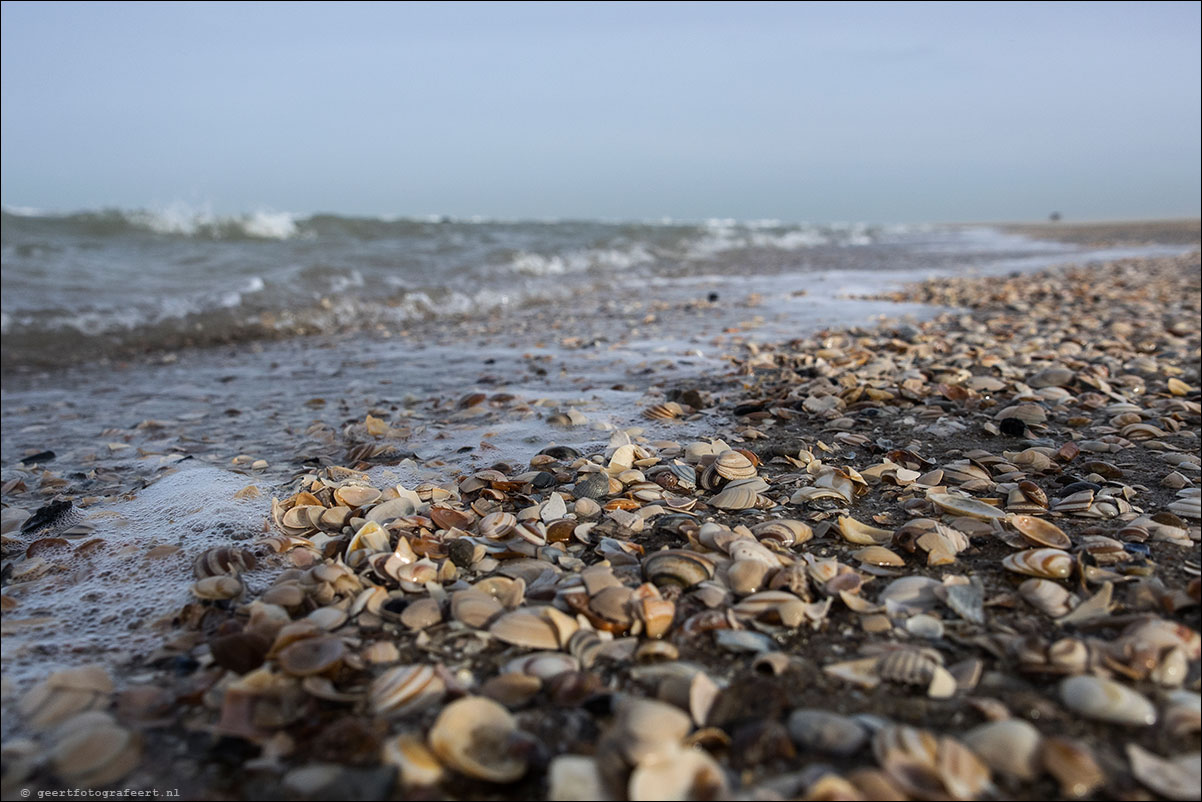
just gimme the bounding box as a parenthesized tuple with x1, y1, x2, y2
(2, 223, 1199, 800)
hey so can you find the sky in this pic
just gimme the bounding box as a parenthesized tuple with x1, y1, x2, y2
(1, 1, 1199, 223)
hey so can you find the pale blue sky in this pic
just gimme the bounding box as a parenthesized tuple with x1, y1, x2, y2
(2, 1, 1199, 222)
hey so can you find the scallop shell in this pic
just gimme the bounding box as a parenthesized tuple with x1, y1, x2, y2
(1002, 548, 1073, 579)
(428, 696, 528, 783)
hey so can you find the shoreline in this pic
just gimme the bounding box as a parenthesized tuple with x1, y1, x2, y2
(2, 244, 1200, 799)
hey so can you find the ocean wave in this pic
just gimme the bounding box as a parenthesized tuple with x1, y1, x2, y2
(1, 204, 302, 241)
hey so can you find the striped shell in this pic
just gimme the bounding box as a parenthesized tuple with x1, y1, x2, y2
(1002, 548, 1073, 579)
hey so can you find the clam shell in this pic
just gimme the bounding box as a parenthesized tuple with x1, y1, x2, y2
(1002, 548, 1073, 579)
(428, 696, 528, 783)
(852, 546, 906, 566)
(1042, 737, 1105, 798)
(714, 449, 757, 480)
(381, 733, 444, 788)
(1010, 515, 1071, 549)
(643, 550, 715, 588)
(709, 478, 766, 510)
(333, 484, 382, 508)
(479, 511, 517, 539)
(628, 745, 727, 802)
(452, 589, 504, 628)
(489, 610, 561, 650)
(1018, 578, 1076, 617)
(192, 575, 244, 600)
(50, 714, 141, 787)
(963, 719, 1043, 781)
(1126, 744, 1201, 801)
(192, 546, 257, 579)
(750, 518, 812, 546)
(17, 666, 113, 730)
(276, 635, 345, 676)
(371, 664, 446, 716)
(929, 493, 1007, 520)
(1060, 675, 1156, 726)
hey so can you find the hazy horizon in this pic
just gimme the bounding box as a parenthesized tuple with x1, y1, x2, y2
(3, 1, 1199, 223)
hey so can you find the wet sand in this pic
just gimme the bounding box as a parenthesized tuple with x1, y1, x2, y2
(2, 228, 1200, 800)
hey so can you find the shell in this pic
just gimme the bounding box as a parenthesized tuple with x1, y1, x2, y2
(1060, 675, 1156, 726)
(333, 484, 382, 508)
(627, 745, 728, 801)
(479, 511, 517, 539)
(192, 546, 257, 579)
(489, 610, 561, 650)
(963, 720, 1043, 781)
(371, 664, 446, 716)
(50, 713, 141, 787)
(381, 733, 444, 788)
(276, 635, 345, 676)
(1126, 744, 1201, 801)
(428, 696, 528, 783)
(714, 449, 757, 480)
(192, 575, 244, 601)
(643, 550, 715, 588)
(1002, 548, 1073, 579)
(1018, 578, 1076, 617)
(17, 666, 113, 730)
(750, 518, 812, 546)
(929, 493, 1007, 520)
(1042, 737, 1105, 798)
(837, 516, 893, 545)
(709, 478, 767, 510)
(1009, 515, 1071, 549)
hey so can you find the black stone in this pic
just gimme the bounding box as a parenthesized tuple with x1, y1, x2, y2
(19, 450, 55, 465)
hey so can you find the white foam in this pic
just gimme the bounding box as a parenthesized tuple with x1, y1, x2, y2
(1, 466, 271, 689)
(123, 202, 300, 240)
